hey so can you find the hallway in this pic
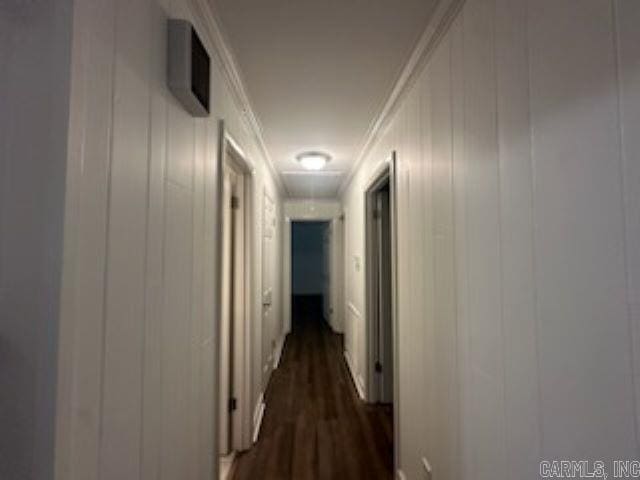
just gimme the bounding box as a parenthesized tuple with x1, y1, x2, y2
(4, 1, 640, 479)
(232, 297, 393, 480)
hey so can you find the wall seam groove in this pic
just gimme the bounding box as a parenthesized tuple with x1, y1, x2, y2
(461, 10, 471, 477)
(492, 0, 509, 475)
(461, 7, 475, 477)
(199, 120, 208, 473)
(524, 0, 545, 458)
(158, 87, 170, 480)
(447, 22, 461, 480)
(422, 68, 433, 473)
(190, 115, 198, 477)
(610, 0, 640, 450)
(96, 2, 120, 478)
(139, 0, 155, 475)
(64, 11, 89, 478)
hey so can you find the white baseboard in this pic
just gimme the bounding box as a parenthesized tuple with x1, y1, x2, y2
(219, 452, 236, 480)
(343, 350, 365, 400)
(273, 334, 287, 369)
(333, 319, 342, 334)
(328, 316, 342, 334)
(252, 393, 265, 443)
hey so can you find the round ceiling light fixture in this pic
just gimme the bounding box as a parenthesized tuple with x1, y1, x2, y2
(296, 151, 331, 171)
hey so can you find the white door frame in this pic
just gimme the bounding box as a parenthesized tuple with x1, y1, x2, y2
(261, 190, 277, 384)
(363, 151, 399, 466)
(282, 215, 337, 334)
(215, 120, 255, 465)
(329, 215, 345, 333)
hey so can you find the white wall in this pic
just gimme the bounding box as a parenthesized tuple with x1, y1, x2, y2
(0, 2, 74, 479)
(283, 199, 341, 219)
(341, 1, 640, 479)
(54, 1, 283, 479)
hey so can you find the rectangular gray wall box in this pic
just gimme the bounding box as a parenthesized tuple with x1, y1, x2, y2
(168, 19, 210, 117)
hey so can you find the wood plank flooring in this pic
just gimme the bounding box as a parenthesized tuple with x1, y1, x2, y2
(231, 296, 394, 480)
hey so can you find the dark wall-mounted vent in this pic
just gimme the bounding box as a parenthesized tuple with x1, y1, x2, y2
(168, 19, 210, 117)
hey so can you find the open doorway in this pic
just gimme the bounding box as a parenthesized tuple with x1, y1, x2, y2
(216, 123, 254, 479)
(369, 180, 393, 402)
(290, 221, 330, 331)
(365, 152, 397, 467)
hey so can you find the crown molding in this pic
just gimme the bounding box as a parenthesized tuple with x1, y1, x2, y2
(188, 0, 287, 195)
(338, 0, 465, 196)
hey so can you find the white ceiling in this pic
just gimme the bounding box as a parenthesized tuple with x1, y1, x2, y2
(211, 0, 438, 198)
(281, 171, 344, 199)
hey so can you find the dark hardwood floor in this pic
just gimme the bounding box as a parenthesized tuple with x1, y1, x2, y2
(231, 295, 394, 480)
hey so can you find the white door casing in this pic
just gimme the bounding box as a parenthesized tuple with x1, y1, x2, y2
(262, 192, 276, 382)
(216, 121, 255, 462)
(219, 162, 246, 454)
(219, 167, 233, 454)
(329, 217, 345, 333)
(230, 169, 246, 452)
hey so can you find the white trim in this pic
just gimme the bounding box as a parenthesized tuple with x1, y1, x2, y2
(364, 159, 395, 403)
(328, 217, 345, 333)
(225, 132, 252, 171)
(283, 218, 292, 334)
(344, 350, 365, 400)
(328, 318, 340, 334)
(219, 452, 236, 480)
(252, 394, 266, 443)
(273, 334, 287, 369)
(396, 470, 407, 480)
(216, 121, 256, 454)
(339, 0, 465, 196)
(287, 215, 337, 222)
(187, 0, 286, 195)
(363, 152, 401, 472)
(345, 301, 362, 388)
(283, 213, 339, 334)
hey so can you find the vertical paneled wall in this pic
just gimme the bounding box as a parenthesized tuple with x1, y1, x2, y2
(341, 0, 640, 478)
(55, 1, 283, 479)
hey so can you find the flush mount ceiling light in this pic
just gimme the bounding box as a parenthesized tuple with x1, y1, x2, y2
(296, 151, 332, 171)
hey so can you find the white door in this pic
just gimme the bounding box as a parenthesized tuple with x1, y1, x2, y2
(262, 192, 276, 381)
(230, 172, 245, 450)
(219, 163, 246, 454)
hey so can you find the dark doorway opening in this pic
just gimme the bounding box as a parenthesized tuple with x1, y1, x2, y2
(291, 221, 330, 331)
